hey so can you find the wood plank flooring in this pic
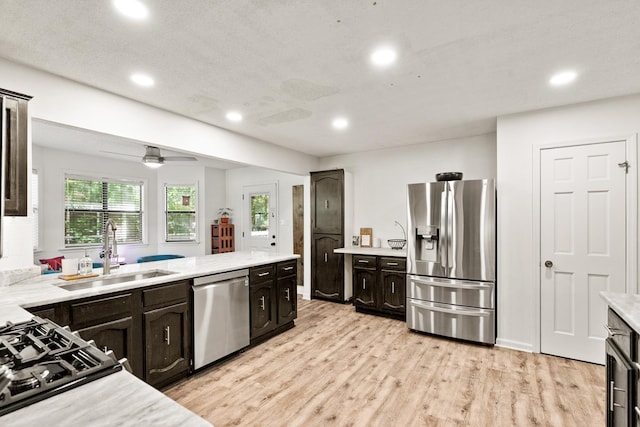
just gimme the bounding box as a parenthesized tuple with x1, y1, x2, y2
(164, 297, 605, 426)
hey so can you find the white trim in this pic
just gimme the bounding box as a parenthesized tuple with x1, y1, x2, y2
(496, 338, 534, 353)
(532, 133, 638, 354)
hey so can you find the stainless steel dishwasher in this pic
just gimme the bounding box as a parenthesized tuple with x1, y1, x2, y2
(192, 269, 249, 370)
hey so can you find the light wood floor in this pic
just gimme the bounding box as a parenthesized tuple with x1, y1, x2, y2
(164, 297, 605, 426)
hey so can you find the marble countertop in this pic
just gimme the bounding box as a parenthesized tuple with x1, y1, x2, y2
(0, 251, 298, 425)
(0, 251, 299, 324)
(0, 371, 212, 427)
(601, 291, 640, 332)
(334, 246, 407, 257)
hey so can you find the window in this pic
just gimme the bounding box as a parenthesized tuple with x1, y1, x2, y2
(165, 184, 197, 242)
(32, 169, 39, 250)
(250, 193, 269, 237)
(64, 175, 143, 246)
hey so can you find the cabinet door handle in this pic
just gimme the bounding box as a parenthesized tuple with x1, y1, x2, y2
(363, 278, 366, 290)
(103, 346, 109, 353)
(387, 262, 399, 266)
(258, 272, 270, 277)
(324, 253, 328, 263)
(635, 406, 640, 419)
(285, 288, 290, 301)
(358, 260, 369, 264)
(604, 324, 627, 337)
(283, 266, 294, 271)
(164, 326, 171, 346)
(324, 199, 329, 209)
(392, 282, 395, 294)
(260, 296, 266, 310)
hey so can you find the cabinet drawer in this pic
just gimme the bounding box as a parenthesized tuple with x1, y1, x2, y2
(70, 293, 133, 327)
(277, 260, 297, 278)
(607, 308, 635, 359)
(353, 255, 376, 269)
(250, 264, 276, 285)
(143, 281, 187, 309)
(379, 257, 406, 271)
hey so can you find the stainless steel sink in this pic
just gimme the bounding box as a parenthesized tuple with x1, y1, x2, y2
(59, 270, 177, 291)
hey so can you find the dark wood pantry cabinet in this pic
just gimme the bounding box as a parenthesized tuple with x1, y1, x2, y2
(311, 169, 345, 302)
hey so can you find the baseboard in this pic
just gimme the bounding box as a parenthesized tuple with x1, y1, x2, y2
(495, 337, 534, 353)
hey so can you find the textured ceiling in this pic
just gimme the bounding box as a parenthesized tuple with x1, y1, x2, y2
(1, 1, 640, 158)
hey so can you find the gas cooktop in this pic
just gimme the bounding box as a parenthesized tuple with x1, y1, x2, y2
(0, 317, 122, 416)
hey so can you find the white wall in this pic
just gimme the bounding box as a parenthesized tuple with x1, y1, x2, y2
(204, 167, 227, 253)
(0, 58, 318, 272)
(32, 145, 228, 265)
(225, 167, 305, 254)
(496, 93, 640, 352)
(318, 134, 497, 245)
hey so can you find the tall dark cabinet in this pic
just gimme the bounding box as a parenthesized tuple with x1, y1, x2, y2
(1, 88, 31, 217)
(311, 169, 346, 302)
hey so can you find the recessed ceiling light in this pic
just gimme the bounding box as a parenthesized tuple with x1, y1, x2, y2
(332, 118, 349, 130)
(113, 0, 149, 20)
(130, 73, 154, 87)
(549, 70, 577, 86)
(226, 111, 243, 122)
(371, 47, 397, 67)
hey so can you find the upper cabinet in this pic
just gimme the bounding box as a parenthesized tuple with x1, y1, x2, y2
(311, 169, 344, 235)
(1, 88, 32, 216)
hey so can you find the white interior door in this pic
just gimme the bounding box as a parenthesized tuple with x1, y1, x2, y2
(540, 141, 627, 364)
(242, 183, 277, 252)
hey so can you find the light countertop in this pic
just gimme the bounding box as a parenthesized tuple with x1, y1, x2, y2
(334, 246, 407, 257)
(0, 251, 298, 426)
(601, 291, 640, 332)
(0, 251, 299, 324)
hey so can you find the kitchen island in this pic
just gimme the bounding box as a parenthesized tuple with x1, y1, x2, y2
(0, 251, 298, 426)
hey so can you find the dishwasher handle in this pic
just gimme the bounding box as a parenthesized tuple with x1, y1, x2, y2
(193, 269, 249, 286)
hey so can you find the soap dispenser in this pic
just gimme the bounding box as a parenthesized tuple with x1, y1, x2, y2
(79, 249, 93, 275)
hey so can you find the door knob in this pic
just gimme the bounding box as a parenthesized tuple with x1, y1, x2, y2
(544, 260, 553, 268)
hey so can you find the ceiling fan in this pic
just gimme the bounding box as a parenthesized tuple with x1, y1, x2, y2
(101, 145, 197, 168)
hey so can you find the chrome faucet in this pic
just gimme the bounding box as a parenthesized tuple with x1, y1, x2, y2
(103, 219, 119, 275)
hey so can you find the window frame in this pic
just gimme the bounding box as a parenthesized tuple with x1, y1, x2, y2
(63, 173, 146, 248)
(164, 182, 198, 243)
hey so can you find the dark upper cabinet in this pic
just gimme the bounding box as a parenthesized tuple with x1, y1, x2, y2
(311, 170, 344, 235)
(312, 234, 344, 301)
(1, 89, 31, 216)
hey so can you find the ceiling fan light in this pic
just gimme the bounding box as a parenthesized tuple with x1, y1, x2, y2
(143, 156, 163, 168)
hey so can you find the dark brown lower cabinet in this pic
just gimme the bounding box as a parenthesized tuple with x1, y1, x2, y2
(250, 281, 276, 340)
(77, 316, 135, 368)
(277, 274, 297, 324)
(250, 260, 298, 344)
(144, 302, 190, 387)
(352, 255, 405, 319)
(27, 279, 191, 387)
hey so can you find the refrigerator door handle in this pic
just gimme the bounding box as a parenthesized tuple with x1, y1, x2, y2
(446, 182, 454, 270)
(439, 189, 447, 269)
(408, 275, 493, 290)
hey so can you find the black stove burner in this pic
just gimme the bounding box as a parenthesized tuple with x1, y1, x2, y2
(0, 317, 122, 416)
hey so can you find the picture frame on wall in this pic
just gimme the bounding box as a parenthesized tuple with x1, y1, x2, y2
(360, 228, 372, 247)
(352, 235, 360, 246)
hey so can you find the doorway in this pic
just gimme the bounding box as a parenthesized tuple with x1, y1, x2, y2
(538, 138, 635, 364)
(242, 183, 278, 252)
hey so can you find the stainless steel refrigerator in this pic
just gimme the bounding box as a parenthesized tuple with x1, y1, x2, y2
(406, 179, 496, 344)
